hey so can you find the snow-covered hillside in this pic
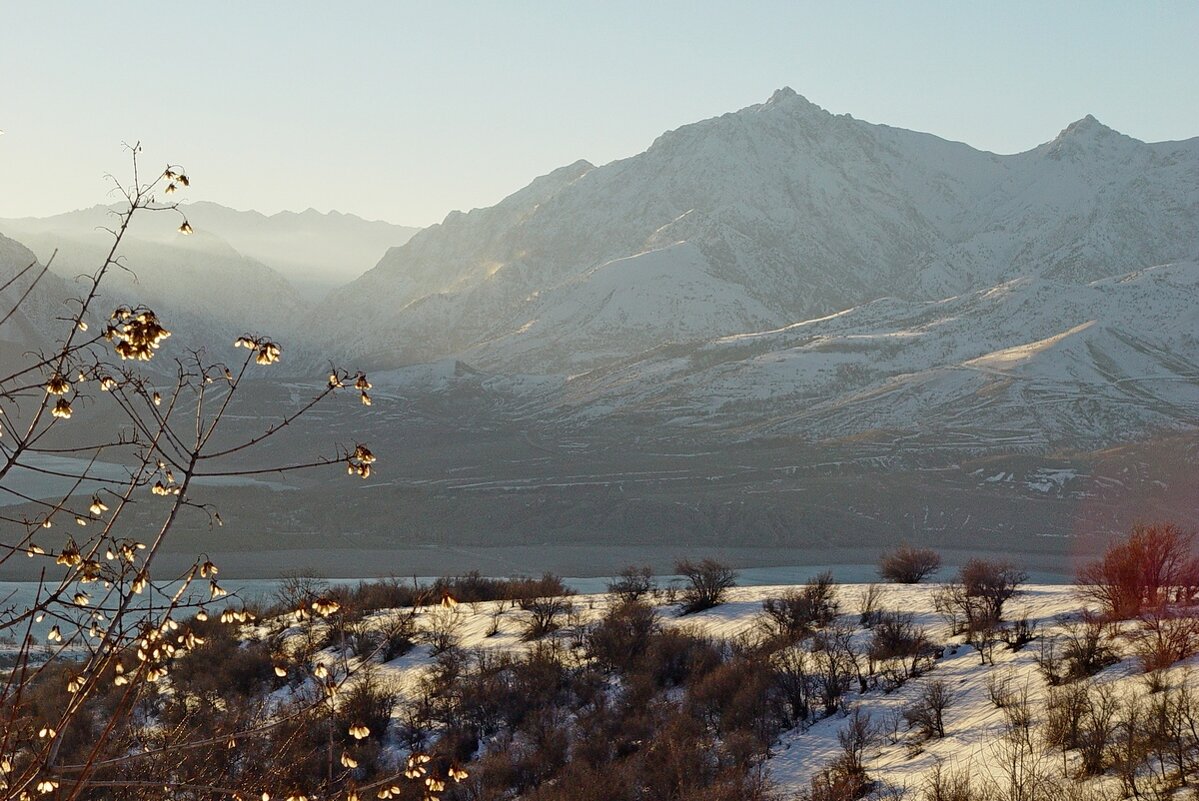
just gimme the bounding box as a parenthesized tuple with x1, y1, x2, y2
(280, 579, 1198, 798)
(553, 262, 1199, 449)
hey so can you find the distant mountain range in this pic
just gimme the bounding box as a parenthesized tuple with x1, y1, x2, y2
(0, 202, 418, 358)
(1, 202, 417, 298)
(3, 90, 1196, 558)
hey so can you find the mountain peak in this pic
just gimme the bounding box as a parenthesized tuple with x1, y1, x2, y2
(1059, 114, 1116, 138)
(768, 86, 799, 104)
(762, 86, 822, 112)
(1043, 114, 1136, 158)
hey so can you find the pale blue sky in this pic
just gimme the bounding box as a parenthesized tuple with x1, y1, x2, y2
(2, 1, 1196, 225)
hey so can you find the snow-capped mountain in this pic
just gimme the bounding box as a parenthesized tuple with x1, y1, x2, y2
(319, 88, 1199, 456)
(327, 88, 1199, 380)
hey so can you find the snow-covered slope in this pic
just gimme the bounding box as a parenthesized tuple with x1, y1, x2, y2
(554, 262, 1199, 449)
(327, 88, 1199, 377)
(284, 580, 1197, 797)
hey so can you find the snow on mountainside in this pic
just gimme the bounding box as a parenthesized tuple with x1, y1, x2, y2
(325, 89, 1199, 453)
(553, 261, 1199, 449)
(327, 87, 1199, 378)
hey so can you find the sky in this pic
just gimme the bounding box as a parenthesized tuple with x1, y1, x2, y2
(1, 1, 1197, 226)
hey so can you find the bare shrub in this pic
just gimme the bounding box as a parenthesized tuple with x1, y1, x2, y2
(1130, 607, 1199, 673)
(857, 583, 884, 628)
(342, 576, 425, 611)
(607, 565, 655, 602)
(835, 708, 876, 785)
(1000, 613, 1037, 651)
(1060, 614, 1119, 678)
(1110, 694, 1152, 798)
(904, 679, 954, 740)
(801, 764, 871, 801)
(507, 572, 574, 605)
(645, 626, 723, 688)
(486, 604, 503, 637)
(1079, 691, 1122, 777)
(810, 644, 855, 717)
(519, 582, 576, 641)
(676, 558, 737, 614)
(1161, 677, 1199, 784)
(921, 761, 975, 801)
(879, 544, 942, 583)
(1049, 682, 1119, 776)
(761, 571, 839, 638)
(822, 621, 871, 694)
(274, 571, 331, 614)
(1078, 522, 1199, 619)
(421, 605, 464, 654)
(985, 668, 1015, 709)
(967, 614, 1003, 666)
(339, 666, 398, 745)
(769, 645, 812, 727)
(1038, 613, 1118, 685)
(987, 698, 1060, 801)
(351, 608, 418, 662)
(868, 612, 932, 680)
(588, 598, 660, 673)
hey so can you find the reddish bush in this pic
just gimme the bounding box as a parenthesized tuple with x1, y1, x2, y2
(878, 544, 942, 583)
(1078, 523, 1199, 619)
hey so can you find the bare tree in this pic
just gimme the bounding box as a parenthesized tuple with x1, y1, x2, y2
(905, 679, 955, 739)
(607, 564, 655, 602)
(959, 558, 1028, 623)
(934, 559, 1027, 648)
(675, 558, 737, 614)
